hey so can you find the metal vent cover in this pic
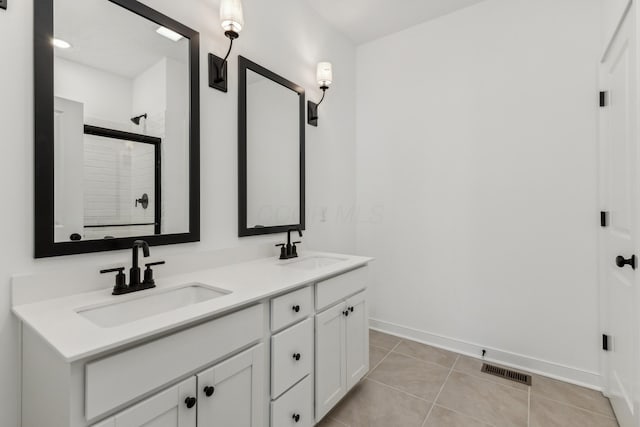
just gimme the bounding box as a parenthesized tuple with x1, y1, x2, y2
(481, 363, 532, 386)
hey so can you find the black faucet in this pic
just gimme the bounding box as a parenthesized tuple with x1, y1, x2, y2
(276, 228, 303, 260)
(100, 240, 165, 295)
(130, 240, 150, 286)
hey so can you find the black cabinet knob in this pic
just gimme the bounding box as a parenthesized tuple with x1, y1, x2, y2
(343, 310, 350, 317)
(349, 306, 354, 313)
(616, 255, 636, 270)
(203, 386, 215, 397)
(292, 413, 301, 423)
(292, 305, 301, 313)
(185, 397, 197, 409)
(292, 353, 301, 361)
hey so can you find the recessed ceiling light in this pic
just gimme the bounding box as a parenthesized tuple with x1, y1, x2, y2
(52, 38, 71, 49)
(156, 27, 183, 42)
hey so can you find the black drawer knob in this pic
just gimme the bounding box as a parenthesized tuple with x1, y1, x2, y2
(616, 255, 636, 270)
(349, 306, 354, 313)
(185, 397, 197, 409)
(292, 305, 301, 313)
(292, 353, 301, 361)
(292, 413, 301, 423)
(204, 386, 215, 397)
(343, 310, 350, 317)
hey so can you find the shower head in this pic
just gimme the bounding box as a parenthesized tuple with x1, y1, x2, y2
(131, 113, 148, 125)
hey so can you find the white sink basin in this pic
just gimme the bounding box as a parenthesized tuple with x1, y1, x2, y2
(77, 283, 231, 328)
(282, 256, 346, 270)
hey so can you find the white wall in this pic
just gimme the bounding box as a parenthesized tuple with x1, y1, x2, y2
(0, 0, 356, 425)
(356, 0, 602, 386)
(54, 57, 133, 127)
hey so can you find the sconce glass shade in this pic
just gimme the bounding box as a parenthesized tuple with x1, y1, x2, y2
(220, 0, 244, 34)
(317, 62, 333, 88)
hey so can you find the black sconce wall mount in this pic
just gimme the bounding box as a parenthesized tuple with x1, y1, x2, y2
(308, 62, 333, 127)
(209, 0, 244, 92)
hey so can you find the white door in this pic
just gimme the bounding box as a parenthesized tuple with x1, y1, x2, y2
(315, 302, 347, 422)
(104, 377, 197, 427)
(345, 291, 369, 389)
(197, 344, 265, 427)
(600, 4, 639, 426)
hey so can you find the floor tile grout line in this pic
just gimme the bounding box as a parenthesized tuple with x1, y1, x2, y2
(365, 376, 434, 403)
(530, 393, 618, 420)
(420, 354, 459, 427)
(366, 340, 401, 378)
(391, 348, 459, 370)
(326, 417, 349, 427)
(431, 403, 499, 427)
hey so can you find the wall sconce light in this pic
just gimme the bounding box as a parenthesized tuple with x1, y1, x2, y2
(209, 0, 244, 92)
(308, 62, 333, 127)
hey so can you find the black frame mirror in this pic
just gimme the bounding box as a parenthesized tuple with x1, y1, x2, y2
(34, 0, 200, 258)
(238, 56, 305, 237)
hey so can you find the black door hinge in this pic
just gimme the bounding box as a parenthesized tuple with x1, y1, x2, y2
(603, 334, 610, 351)
(600, 91, 608, 107)
(601, 211, 609, 227)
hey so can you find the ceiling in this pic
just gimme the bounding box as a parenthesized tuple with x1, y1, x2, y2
(54, 0, 188, 79)
(304, 0, 487, 44)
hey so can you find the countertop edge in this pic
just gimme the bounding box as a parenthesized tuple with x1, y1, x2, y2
(14, 254, 373, 363)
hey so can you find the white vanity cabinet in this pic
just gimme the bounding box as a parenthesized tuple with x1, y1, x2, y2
(17, 255, 372, 427)
(315, 267, 370, 422)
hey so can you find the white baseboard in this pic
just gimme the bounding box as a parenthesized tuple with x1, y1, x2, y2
(369, 318, 602, 391)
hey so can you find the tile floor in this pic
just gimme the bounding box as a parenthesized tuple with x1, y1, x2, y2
(318, 330, 619, 427)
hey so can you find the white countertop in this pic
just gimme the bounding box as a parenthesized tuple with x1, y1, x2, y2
(12, 251, 372, 363)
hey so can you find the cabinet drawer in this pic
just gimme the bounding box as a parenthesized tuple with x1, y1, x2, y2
(271, 318, 313, 398)
(271, 286, 313, 332)
(271, 375, 313, 427)
(85, 304, 264, 421)
(316, 267, 368, 311)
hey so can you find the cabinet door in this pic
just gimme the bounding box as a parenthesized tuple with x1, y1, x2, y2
(111, 377, 196, 427)
(197, 344, 265, 427)
(345, 291, 369, 390)
(315, 302, 347, 422)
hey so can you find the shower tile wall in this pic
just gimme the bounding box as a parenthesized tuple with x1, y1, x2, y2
(83, 136, 155, 239)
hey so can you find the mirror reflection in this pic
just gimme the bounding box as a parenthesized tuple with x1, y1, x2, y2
(53, 0, 190, 242)
(246, 69, 301, 229)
